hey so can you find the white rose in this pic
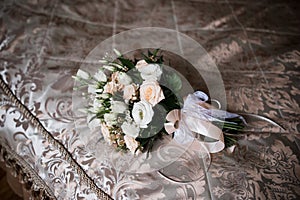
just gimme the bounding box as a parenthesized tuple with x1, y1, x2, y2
(101, 123, 112, 144)
(140, 80, 165, 106)
(76, 69, 90, 79)
(138, 63, 162, 81)
(104, 113, 117, 126)
(121, 121, 140, 138)
(94, 70, 107, 82)
(111, 101, 127, 113)
(117, 72, 132, 86)
(124, 135, 141, 154)
(135, 60, 148, 70)
(132, 100, 154, 128)
(123, 84, 136, 101)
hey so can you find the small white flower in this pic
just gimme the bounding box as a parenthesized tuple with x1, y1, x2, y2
(121, 121, 140, 138)
(93, 99, 102, 110)
(138, 63, 162, 81)
(76, 69, 90, 79)
(103, 65, 115, 71)
(140, 80, 165, 106)
(97, 93, 110, 99)
(124, 135, 141, 154)
(95, 88, 103, 93)
(104, 113, 117, 126)
(88, 99, 102, 113)
(98, 59, 108, 64)
(94, 70, 107, 82)
(132, 100, 154, 128)
(111, 101, 128, 113)
(123, 84, 136, 101)
(117, 72, 132, 86)
(88, 84, 97, 94)
(113, 49, 122, 57)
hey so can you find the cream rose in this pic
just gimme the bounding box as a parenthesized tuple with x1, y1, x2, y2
(138, 63, 162, 81)
(123, 84, 136, 101)
(111, 101, 128, 113)
(132, 100, 154, 128)
(104, 72, 126, 94)
(140, 81, 165, 106)
(124, 135, 141, 154)
(111, 72, 118, 82)
(121, 121, 140, 138)
(135, 60, 148, 70)
(103, 82, 118, 94)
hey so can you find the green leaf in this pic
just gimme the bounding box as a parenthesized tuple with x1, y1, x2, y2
(166, 73, 182, 93)
(157, 55, 164, 64)
(88, 115, 98, 123)
(152, 48, 160, 57)
(118, 57, 135, 69)
(224, 135, 237, 148)
(159, 85, 181, 112)
(141, 49, 164, 64)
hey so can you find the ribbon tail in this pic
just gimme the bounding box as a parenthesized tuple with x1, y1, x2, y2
(226, 113, 285, 134)
(184, 114, 225, 153)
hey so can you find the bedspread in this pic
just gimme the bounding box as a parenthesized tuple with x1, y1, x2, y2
(0, 0, 299, 199)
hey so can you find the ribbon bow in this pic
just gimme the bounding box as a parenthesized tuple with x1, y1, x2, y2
(164, 91, 241, 153)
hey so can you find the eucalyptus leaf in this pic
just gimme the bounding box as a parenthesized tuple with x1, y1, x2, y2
(166, 73, 182, 92)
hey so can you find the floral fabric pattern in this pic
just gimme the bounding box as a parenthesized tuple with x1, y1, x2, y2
(0, 0, 299, 199)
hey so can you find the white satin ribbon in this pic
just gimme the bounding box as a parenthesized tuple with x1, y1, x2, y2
(164, 91, 226, 154)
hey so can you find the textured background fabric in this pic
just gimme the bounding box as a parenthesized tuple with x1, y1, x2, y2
(0, 0, 299, 199)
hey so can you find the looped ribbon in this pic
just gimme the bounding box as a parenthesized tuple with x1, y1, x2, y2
(164, 91, 242, 154)
(160, 91, 284, 182)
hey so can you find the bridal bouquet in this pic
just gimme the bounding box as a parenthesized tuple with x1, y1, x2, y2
(73, 50, 244, 155)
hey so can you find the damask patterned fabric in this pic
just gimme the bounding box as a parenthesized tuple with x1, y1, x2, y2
(0, 0, 299, 199)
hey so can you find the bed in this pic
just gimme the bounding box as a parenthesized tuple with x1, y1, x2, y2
(0, 0, 299, 199)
